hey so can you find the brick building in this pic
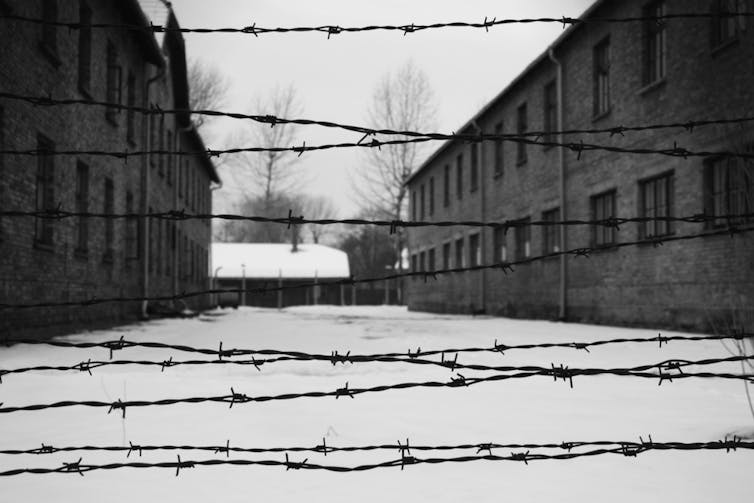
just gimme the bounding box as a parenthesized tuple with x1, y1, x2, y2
(406, 0, 753, 331)
(0, 0, 219, 335)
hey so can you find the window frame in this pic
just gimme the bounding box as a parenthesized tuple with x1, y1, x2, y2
(493, 122, 504, 178)
(642, 0, 667, 86)
(638, 171, 674, 238)
(704, 155, 753, 227)
(591, 189, 618, 246)
(469, 233, 481, 267)
(456, 154, 464, 200)
(470, 144, 479, 192)
(78, 1, 92, 95)
(593, 37, 611, 118)
(75, 161, 89, 255)
(513, 217, 531, 260)
(544, 81, 557, 141)
(105, 41, 122, 125)
(542, 208, 561, 254)
(516, 102, 528, 165)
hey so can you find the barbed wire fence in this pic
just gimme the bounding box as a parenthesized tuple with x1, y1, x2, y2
(1, 8, 753, 481)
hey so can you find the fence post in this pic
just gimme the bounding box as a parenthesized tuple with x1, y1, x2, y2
(277, 269, 283, 310)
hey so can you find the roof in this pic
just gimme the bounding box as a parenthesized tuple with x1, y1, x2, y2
(122, 0, 164, 67)
(406, 0, 606, 186)
(212, 243, 351, 279)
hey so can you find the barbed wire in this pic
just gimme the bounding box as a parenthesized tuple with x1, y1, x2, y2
(1, 360, 752, 416)
(1, 224, 752, 311)
(2, 91, 753, 141)
(1, 11, 753, 37)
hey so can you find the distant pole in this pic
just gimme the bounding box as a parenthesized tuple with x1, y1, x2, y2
(314, 270, 319, 306)
(340, 284, 345, 306)
(277, 269, 283, 310)
(241, 264, 246, 307)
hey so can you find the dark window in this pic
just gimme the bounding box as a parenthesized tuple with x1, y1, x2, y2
(105, 42, 122, 124)
(470, 144, 479, 192)
(78, 2, 92, 94)
(469, 233, 480, 267)
(456, 154, 463, 200)
(443, 164, 450, 207)
(411, 254, 418, 274)
(35, 135, 55, 247)
(711, 0, 748, 48)
(419, 251, 426, 272)
(704, 156, 753, 226)
(493, 225, 507, 262)
(542, 208, 561, 253)
(40, 0, 58, 59)
(442, 242, 451, 269)
(514, 218, 531, 260)
(639, 172, 674, 238)
(643, 0, 666, 85)
(516, 103, 527, 165)
(158, 115, 165, 176)
(126, 72, 136, 144)
(593, 37, 610, 116)
(428, 248, 436, 272)
(544, 81, 557, 141)
(167, 130, 173, 185)
(429, 177, 435, 216)
(103, 178, 114, 263)
(493, 122, 504, 177)
(420, 184, 425, 220)
(455, 237, 464, 268)
(412, 190, 417, 221)
(75, 162, 89, 253)
(125, 191, 139, 263)
(592, 190, 617, 246)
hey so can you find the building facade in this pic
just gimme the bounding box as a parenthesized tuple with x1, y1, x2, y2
(406, 0, 753, 331)
(0, 1, 219, 336)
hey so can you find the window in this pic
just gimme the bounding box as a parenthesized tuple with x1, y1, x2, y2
(455, 237, 464, 268)
(493, 226, 507, 262)
(419, 251, 426, 272)
(443, 164, 450, 207)
(428, 248, 436, 271)
(470, 144, 479, 192)
(639, 173, 674, 238)
(158, 115, 165, 176)
(592, 190, 617, 246)
(103, 178, 114, 263)
(711, 0, 748, 48)
(429, 177, 435, 216)
(704, 156, 753, 226)
(456, 154, 463, 200)
(544, 81, 557, 141)
(125, 191, 138, 263)
(514, 218, 531, 260)
(105, 42, 122, 124)
(593, 38, 610, 117)
(35, 135, 55, 247)
(412, 190, 417, 221)
(643, 0, 666, 85)
(516, 103, 527, 165)
(126, 72, 136, 144)
(493, 122, 504, 177)
(411, 254, 418, 275)
(420, 184, 425, 220)
(469, 233, 480, 267)
(78, 2, 92, 94)
(542, 208, 561, 253)
(167, 130, 173, 185)
(75, 162, 89, 254)
(40, 0, 58, 61)
(442, 242, 451, 269)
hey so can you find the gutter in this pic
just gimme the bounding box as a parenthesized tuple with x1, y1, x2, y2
(548, 48, 567, 321)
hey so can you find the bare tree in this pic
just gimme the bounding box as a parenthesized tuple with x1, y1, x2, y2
(187, 58, 229, 131)
(351, 60, 438, 301)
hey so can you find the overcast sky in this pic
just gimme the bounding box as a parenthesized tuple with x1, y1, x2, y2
(167, 0, 594, 216)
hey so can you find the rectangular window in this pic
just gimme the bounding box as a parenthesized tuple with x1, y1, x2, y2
(105, 42, 122, 124)
(493, 225, 507, 262)
(469, 233, 480, 267)
(125, 191, 138, 262)
(456, 154, 463, 200)
(411, 254, 417, 275)
(103, 178, 114, 263)
(428, 248, 436, 271)
(442, 242, 451, 269)
(443, 164, 450, 207)
(544, 81, 557, 141)
(542, 208, 561, 253)
(704, 156, 753, 226)
(420, 184, 425, 220)
(514, 218, 531, 260)
(35, 135, 55, 247)
(78, 2, 92, 94)
(419, 251, 426, 272)
(643, 0, 666, 85)
(639, 172, 674, 238)
(75, 162, 89, 254)
(470, 144, 479, 192)
(493, 122, 504, 177)
(429, 177, 435, 216)
(593, 37, 610, 117)
(41, 0, 58, 59)
(516, 103, 527, 165)
(455, 237, 464, 268)
(126, 72, 136, 144)
(592, 190, 617, 246)
(711, 0, 748, 48)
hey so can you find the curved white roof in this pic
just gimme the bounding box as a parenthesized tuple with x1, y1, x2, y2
(212, 243, 350, 279)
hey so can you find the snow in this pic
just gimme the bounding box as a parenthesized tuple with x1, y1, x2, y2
(1, 306, 752, 502)
(212, 243, 350, 279)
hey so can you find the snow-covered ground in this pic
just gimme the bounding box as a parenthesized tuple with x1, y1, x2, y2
(1, 306, 752, 502)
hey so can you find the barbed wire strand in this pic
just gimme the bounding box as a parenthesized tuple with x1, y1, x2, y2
(1, 224, 752, 311)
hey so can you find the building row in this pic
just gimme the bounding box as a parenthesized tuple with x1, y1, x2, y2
(0, 0, 220, 335)
(406, 0, 753, 331)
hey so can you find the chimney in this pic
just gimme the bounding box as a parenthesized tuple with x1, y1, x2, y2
(291, 223, 299, 253)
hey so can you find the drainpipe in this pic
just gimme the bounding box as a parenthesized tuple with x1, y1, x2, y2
(141, 65, 166, 319)
(470, 119, 485, 312)
(548, 48, 567, 320)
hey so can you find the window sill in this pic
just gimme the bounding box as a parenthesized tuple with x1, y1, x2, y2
(39, 43, 61, 68)
(493, 172, 503, 180)
(33, 240, 55, 253)
(637, 78, 666, 97)
(78, 84, 92, 101)
(711, 37, 739, 56)
(516, 159, 527, 167)
(591, 109, 612, 123)
(105, 113, 119, 128)
(74, 249, 89, 261)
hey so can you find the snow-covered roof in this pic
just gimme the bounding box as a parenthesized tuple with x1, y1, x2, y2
(212, 243, 350, 279)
